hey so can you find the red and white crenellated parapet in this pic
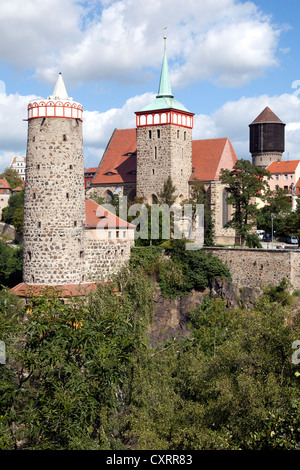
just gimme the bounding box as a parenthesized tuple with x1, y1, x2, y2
(28, 99, 83, 121)
(135, 110, 193, 129)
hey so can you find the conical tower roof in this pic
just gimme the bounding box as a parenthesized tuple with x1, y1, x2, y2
(138, 37, 191, 113)
(251, 107, 284, 124)
(157, 37, 173, 98)
(48, 73, 71, 100)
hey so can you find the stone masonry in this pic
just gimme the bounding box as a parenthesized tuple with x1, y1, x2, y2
(23, 116, 86, 285)
(205, 247, 300, 291)
(136, 125, 192, 204)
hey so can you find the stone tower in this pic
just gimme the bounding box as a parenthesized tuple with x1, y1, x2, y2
(23, 74, 86, 285)
(249, 106, 285, 168)
(135, 37, 194, 204)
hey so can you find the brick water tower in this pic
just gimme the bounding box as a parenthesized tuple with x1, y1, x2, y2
(249, 106, 285, 168)
(23, 74, 86, 285)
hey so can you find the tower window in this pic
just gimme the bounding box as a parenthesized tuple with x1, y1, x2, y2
(37, 164, 40, 170)
(66, 193, 69, 199)
(80, 250, 84, 258)
(63, 134, 67, 141)
(116, 231, 119, 238)
(74, 221, 77, 227)
(33, 193, 36, 199)
(177, 130, 180, 138)
(184, 131, 186, 141)
(33, 136, 35, 142)
(157, 130, 160, 138)
(27, 251, 31, 261)
(38, 222, 41, 228)
(149, 130, 152, 139)
(152, 169, 155, 175)
(154, 146, 157, 159)
(70, 165, 73, 170)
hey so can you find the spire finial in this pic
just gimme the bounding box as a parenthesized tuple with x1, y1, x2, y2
(157, 30, 173, 99)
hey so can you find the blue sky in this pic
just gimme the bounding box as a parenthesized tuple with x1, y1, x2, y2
(1, 0, 300, 172)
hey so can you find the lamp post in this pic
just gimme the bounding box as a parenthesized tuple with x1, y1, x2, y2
(271, 214, 274, 249)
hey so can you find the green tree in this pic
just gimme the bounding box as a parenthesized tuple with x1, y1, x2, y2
(158, 176, 177, 206)
(185, 179, 215, 246)
(2, 189, 24, 235)
(220, 159, 270, 247)
(256, 185, 293, 237)
(0, 240, 22, 287)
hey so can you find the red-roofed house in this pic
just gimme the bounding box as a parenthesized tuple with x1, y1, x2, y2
(0, 178, 12, 218)
(84, 167, 98, 189)
(266, 160, 300, 194)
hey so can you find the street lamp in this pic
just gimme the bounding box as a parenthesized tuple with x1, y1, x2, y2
(271, 214, 274, 249)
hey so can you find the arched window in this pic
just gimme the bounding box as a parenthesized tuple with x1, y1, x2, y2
(105, 190, 114, 202)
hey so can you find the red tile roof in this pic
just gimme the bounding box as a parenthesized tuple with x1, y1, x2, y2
(266, 160, 300, 174)
(10, 282, 99, 298)
(251, 107, 283, 124)
(0, 178, 11, 190)
(85, 197, 135, 229)
(190, 138, 238, 181)
(92, 128, 137, 185)
(90, 130, 237, 186)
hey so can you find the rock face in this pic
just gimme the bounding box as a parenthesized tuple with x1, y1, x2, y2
(148, 279, 262, 346)
(148, 288, 208, 346)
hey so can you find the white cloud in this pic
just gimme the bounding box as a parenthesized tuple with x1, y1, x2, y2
(0, 0, 283, 89)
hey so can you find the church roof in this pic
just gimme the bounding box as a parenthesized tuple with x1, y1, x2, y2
(91, 128, 137, 185)
(90, 130, 237, 187)
(251, 107, 284, 125)
(191, 138, 238, 182)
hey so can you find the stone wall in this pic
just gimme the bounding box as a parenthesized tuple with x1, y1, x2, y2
(205, 247, 300, 291)
(84, 230, 134, 282)
(136, 125, 192, 203)
(0, 222, 21, 243)
(207, 181, 236, 245)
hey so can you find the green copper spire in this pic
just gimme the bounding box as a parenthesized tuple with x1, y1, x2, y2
(157, 37, 173, 98)
(138, 35, 192, 114)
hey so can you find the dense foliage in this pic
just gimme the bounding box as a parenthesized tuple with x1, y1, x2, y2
(1, 189, 24, 235)
(0, 240, 22, 287)
(0, 265, 299, 450)
(130, 240, 231, 300)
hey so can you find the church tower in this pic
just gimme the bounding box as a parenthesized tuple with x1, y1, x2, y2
(135, 37, 194, 204)
(249, 106, 285, 168)
(23, 74, 86, 285)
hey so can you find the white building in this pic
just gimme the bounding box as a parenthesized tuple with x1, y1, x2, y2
(10, 154, 26, 181)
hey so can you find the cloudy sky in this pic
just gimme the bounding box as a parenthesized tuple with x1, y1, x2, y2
(1, 0, 300, 172)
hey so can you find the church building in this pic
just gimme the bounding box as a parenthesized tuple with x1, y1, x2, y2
(88, 38, 238, 245)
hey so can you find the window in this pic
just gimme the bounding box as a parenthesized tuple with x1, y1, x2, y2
(33, 193, 36, 199)
(74, 221, 77, 227)
(108, 231, 112, 238)
(154, 146, 157, 159)
(38, 222, 41, 228)
(116, 231, 119, 238)
(63, 134, 67, 141)
(66, 193, 69, 199)
(177, 130, 180, 138)
(152, 169, 155, 175)
(284, 174, 288, 180)
(37, 164, 40, 170)
(123, 231, 126, 238)
(157, 129, 160, 138)
(80, 250, 84, 258)
(70, 165, 73, 170)
(275, 175, 279, 181)
(184, 131, 186, 141)
(222, 190, 229, 228)
(149, 130, 152, 139)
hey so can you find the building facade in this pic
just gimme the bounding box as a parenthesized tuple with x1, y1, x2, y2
(10, 154, 26, 181)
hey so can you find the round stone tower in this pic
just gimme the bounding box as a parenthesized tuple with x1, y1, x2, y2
(249, 106, 285, 168)
(23, 73, 86, 285)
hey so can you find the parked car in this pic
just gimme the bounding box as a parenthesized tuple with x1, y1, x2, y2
(256, 230, 265, 240)
(263, 233, 272, 242)
(286, 236, 298, 244)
